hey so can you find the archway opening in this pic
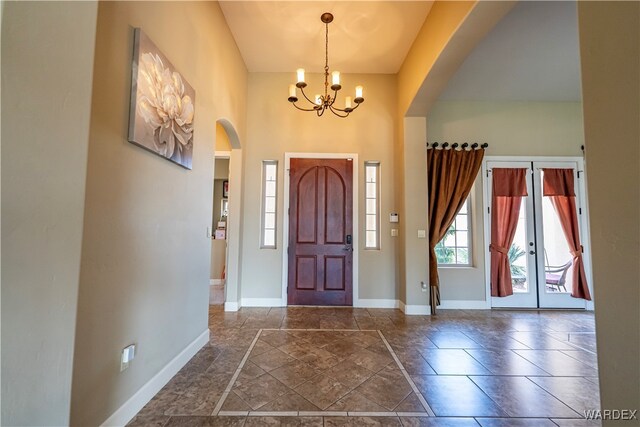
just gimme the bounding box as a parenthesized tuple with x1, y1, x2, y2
(210, 119, 243, 311)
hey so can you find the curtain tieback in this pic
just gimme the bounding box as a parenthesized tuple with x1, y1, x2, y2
(570, 245, 584, 258)
(489, 243, 509, 255)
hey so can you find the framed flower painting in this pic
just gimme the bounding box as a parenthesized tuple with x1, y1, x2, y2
(128, 28, 195, 169)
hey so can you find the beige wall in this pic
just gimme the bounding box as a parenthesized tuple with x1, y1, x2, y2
(402, 118, 431, 307)
(216, 121, 233, 152)
(1, 2, 98, 425)
(426, 101, 584, 301)
(70, 2, 247, 425)
(240, 72, 397, 302)
(396, 1, 514, 307)
(578, 1, 640, 420)
(214, 158, 230, 180)
(397, 1, 476, 116)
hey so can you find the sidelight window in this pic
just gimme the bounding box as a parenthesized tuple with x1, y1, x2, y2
(365, 161, 380, 250)
(261, 160, 278, 248)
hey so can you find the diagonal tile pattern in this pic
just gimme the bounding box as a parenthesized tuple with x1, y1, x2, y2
(128, 306, 602, 426)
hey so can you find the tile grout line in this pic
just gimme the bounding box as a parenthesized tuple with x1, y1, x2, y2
(561, 338, 598, 355)
(211, 328, 263, 416)
(378, 330, 436, 417)
(217, 410, 433, 418)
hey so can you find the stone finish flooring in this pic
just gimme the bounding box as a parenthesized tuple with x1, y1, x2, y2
(128, 307, 601, 426)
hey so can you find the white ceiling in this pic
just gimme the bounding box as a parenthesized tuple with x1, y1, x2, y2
(439, 1, 582, 102)
(219, 1, 433, 74)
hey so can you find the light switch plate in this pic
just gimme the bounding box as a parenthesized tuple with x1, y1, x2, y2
(121, 344, 136, 372)
(417, 229, 426, 238)
(391, 229, 398, 237)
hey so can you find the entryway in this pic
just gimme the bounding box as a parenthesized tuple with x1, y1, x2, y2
(484, 158, 593, 309)
(210, 153, 230, 305)
(211, 119, 243, 311)
(284, 155, 357, 306)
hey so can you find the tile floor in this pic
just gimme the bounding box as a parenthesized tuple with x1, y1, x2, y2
(128, 307, 601, 426)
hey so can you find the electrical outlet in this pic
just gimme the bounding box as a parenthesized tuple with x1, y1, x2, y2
(121, 344, 136, 372)
(421, 281, 428, 292)
(417, 229, 426, 239)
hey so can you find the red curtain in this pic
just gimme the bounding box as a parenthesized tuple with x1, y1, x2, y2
(427, 148, 484, 312)
(542, 169, 591, 300)
(490, 169, 528, 297)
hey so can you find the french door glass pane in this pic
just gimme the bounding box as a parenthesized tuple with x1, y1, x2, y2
(540, 173, 573, 294)
(511, 198, 529, 293)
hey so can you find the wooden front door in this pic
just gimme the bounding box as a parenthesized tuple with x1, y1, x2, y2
(288, 158, 353, 306)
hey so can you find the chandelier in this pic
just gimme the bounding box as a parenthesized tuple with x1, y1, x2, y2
(287, 12, 364, 118)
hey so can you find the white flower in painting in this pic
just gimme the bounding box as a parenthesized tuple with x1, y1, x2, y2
(137, 52, 194, 161)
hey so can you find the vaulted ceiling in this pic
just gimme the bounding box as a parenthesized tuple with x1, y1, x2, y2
(440, 1, 581, 101)
(219, 1, 433, 74)
(220, 1, 582, 102)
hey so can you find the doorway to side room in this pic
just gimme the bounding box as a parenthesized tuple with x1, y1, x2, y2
(210, 121, 236, 306)
(210, 154, 229, 305)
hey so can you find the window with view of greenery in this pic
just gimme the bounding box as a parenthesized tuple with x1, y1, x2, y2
(435, 197, 471, 265)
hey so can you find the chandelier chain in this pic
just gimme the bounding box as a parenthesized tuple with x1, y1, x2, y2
(324, 20, 330, 99)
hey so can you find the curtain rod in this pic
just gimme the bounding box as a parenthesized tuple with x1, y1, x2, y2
(426, 142, 488, 149)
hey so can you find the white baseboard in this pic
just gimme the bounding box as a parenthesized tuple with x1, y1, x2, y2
(224, 301, 239, 312)
(438, 299, 489, 310)
(210, 279, 224, 286)
(223, 298, 488, 312)
(354, 299, 399, 309)
(241, 298, 285, 307)
(100, 329, 210, 427)
(399, 301, 431, 315)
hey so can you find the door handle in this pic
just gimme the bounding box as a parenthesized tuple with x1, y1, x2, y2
(343, 246, 353, 252)
(529, 250, 536, 255)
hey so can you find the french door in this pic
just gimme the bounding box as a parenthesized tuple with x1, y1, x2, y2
(485, 159, 590, 309)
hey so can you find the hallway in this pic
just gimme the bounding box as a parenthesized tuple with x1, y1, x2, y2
(128, 307, 600, 426)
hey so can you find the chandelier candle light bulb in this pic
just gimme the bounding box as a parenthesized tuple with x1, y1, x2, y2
(287, 12, 364, 118)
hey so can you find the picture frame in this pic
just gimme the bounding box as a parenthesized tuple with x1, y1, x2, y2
(223, 180, 229, 198)
(128, 28, 196, 169)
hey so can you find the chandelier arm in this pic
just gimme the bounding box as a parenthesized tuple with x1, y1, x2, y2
(316, 107, 326, 117)
(328, 104, 350, 118)
(291, 102, 320, 112)
(298, 86, 319, 107)
(330, 101, 360, 113)
(327, 89, 339, 107)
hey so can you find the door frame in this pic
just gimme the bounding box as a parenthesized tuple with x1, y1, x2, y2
(282, 152, 359, 306)
(482, 156, 595, 310)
